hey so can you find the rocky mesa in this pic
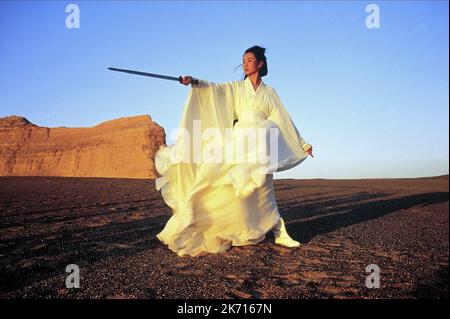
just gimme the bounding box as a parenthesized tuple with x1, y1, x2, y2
(0, 115, 166, 179)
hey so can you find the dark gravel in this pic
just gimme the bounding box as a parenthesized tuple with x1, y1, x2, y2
(0, 175, 448, 298)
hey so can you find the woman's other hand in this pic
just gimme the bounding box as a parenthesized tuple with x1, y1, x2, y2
(306, 146, 314, 158)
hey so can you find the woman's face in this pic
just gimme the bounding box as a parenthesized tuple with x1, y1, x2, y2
(242, 52, 263, 77)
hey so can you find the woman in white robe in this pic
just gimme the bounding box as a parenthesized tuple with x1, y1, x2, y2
(154, 46, 314, 257)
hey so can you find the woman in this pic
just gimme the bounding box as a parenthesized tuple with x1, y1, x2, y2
(155, 45, 313, 257)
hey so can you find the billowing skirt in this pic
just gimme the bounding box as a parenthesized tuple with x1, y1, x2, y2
(155, 110, 288, 256)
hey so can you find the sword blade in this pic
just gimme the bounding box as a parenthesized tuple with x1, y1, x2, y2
(108, 67, 181, 82)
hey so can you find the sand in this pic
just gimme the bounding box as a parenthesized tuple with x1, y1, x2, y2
(0, 175, 448, 298)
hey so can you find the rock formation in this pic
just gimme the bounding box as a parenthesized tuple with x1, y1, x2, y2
(0, 115, 166, 179)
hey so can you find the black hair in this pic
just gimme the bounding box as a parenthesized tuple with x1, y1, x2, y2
(234, 45, 268, 79)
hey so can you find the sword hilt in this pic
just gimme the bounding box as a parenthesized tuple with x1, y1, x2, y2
(178, 76, 199, 86)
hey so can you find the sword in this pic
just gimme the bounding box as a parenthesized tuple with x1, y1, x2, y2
(107, 67, 199, 85)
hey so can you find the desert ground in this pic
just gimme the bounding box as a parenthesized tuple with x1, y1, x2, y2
(0, 175, 448, 298)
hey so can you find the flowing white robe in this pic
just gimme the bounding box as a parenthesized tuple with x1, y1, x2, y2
(154, 76, 311, 257)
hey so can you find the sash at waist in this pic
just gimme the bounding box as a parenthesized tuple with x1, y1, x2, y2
(238, 110, 266, 123)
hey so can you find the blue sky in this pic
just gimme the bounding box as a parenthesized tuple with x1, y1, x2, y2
(0, 1, 448, 179)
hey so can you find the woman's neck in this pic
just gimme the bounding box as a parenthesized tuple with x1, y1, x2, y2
(247, 73, 261, 91)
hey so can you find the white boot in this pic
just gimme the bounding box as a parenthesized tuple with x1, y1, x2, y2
(273, 218, 300, 247)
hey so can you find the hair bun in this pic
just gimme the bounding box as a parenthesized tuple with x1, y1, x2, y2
(255, 46, 266, 54)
